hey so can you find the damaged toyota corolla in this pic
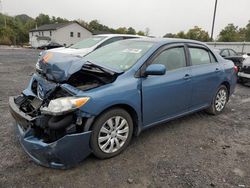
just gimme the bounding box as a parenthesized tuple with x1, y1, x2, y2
(9, 38, 237, 169)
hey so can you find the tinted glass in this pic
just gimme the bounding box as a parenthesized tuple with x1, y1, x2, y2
(153, 47, 186, 71)
(70, 36, 106, 49)
(98, 37, 124, 48)
(189, 48, 211, 65)
(84, 40, 154, 71)
(221, 49, 229, 57)
(229, 49, 237, 56)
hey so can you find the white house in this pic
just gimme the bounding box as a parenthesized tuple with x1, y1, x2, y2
(29, 21, 92, 48)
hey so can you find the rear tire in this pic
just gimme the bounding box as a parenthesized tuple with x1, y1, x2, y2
(206, 85, 229, 115)
(90, 108, 133, 159)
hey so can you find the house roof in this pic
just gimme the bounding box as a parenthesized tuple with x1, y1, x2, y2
(30, 21, 92, 33)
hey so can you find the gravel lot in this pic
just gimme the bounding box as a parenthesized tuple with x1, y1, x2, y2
(0, 48, 250, 188)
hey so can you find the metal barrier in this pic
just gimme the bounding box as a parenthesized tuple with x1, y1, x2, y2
(207, 42, 250, 55)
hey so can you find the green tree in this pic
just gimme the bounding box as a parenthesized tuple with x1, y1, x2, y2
(116, 27, 128, 34)
(176, 31, 186, 38)
(35, 13, 51, 26)
(127, 27, 136, 34)
(163, 33, 176, 38)
(137, 31, 145, 36)
(186, 26, 210, 42)
(245, 21, 250, 41)
(218, 24, 241, 42)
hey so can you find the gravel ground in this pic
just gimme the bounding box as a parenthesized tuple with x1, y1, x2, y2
(0, 48, 250, 188)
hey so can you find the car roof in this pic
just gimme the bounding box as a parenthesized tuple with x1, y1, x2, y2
(128, 37, 208, 46)
(94, 34, 146, 38)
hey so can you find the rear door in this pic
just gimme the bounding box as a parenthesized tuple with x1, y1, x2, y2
(141, 44, 192, 126)
(188, 45, 221, 109)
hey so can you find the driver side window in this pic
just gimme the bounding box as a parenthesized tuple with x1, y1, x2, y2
(152, 47, 187, 71)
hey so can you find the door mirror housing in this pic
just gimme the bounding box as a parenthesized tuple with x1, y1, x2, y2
(144, 64, 166, 76)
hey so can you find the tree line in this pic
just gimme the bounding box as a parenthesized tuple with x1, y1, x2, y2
(164, 22, 250, 42)
(0, 13, 147, 45)
(0, 13, 250, 45)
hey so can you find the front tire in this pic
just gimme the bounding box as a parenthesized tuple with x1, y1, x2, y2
(90, 108, 133, 159)
(206, 85, 229, 115)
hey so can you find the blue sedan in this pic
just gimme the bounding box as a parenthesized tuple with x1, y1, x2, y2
(9, 38, 237, 169)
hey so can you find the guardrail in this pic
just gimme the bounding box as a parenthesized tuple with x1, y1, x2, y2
(207, 42, 250, 54)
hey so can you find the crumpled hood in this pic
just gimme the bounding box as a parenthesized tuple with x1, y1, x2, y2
(37, 51, 121, 83)
(38, 51, 88, 82)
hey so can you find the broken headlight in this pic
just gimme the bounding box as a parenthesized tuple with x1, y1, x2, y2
(35, 52, 43, 72)
(41, 97, 90, 115)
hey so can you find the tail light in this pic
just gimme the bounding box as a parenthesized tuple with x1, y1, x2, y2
(234, 66, 238, 73)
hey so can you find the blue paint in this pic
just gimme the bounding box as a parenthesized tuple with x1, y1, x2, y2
(10, 38, 237, 169)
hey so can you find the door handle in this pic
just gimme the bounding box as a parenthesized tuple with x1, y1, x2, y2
(215, 68, 220, 72)
(183, 74, 191, 80)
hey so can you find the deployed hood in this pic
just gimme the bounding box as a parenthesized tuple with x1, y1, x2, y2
(37, 51, 121, 83)
(48, 47, 93, 57)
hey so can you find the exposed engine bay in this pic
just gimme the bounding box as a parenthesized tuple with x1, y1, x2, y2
(14, 63, 119, 143)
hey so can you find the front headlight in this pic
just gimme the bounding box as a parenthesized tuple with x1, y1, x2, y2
(41, 97, 90, 115)
(35, 52, 43, 71)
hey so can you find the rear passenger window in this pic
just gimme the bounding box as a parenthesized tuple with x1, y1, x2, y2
(189, 48, 211, 66)
(153, 47, 186, 71)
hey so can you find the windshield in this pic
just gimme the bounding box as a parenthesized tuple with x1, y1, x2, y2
(83, 40, 154, 71)
(70, 36, 107, 49)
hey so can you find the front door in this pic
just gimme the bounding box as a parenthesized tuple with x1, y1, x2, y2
(142, 45, 192, 126)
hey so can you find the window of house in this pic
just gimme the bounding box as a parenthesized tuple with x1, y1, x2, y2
(152, 47, 187, 71)
(189, 48, 211, 66)
(78, 32, 81, 38)
(70, 32, 74, 37)
(42, 32, 44, 36)
(39, 32, 41, 36)
(50, 31, 52, 36)
(32, 32, 33, 36)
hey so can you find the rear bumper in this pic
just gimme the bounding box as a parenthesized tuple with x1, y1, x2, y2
(9, 96, 92, 169)
(238, 72, 250, 79)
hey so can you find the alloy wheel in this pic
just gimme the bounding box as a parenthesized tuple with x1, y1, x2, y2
(215, 88, 227, 112)
(98, 116, 129, 153)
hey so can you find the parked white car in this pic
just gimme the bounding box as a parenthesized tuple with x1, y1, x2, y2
(238, 57, 250, 83)
(36, 34, 144, 72)
(46, 34, 144, 56)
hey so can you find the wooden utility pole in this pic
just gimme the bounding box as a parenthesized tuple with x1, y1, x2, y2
(211, 0, 218, 41)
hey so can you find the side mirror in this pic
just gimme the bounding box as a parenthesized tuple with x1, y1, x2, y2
(144, 64, 166, 76)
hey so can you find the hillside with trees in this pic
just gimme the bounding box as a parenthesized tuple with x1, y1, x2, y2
(0, 13, 146, 45)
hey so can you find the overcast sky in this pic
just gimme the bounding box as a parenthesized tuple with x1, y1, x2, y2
(1, 0, 250, 38)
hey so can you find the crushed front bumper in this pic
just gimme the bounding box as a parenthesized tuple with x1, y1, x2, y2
(9, 96, 92, 169)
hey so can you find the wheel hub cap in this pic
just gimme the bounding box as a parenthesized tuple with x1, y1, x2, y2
(98, 116, 129, 153)
(215, 89, 227, 112)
